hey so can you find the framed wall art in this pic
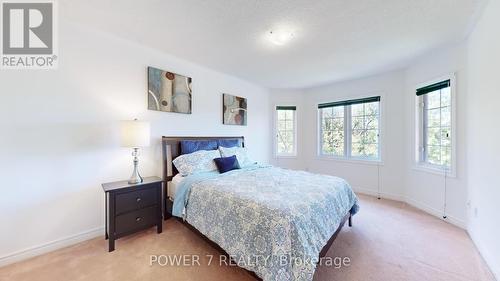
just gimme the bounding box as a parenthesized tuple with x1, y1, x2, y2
(148, 66, 192, 114)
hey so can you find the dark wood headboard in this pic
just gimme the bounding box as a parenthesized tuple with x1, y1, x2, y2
(162, 136, 245, 182)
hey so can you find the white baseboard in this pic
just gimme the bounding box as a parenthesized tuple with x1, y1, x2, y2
(468, 229, 500, 280)
(404, 197, 466, 229)
(353, 186, 404, 202)
(0, 227, 104, 267)
(0, 192, 471, 269)
(353, 187, 466, 229)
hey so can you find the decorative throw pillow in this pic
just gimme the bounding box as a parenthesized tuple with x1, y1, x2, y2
(173, 150, 221, 176)
(213, 155, 241, 174)
(219, 146, 255, 167)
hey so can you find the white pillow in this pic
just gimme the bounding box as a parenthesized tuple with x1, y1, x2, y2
(173, 150, 221, 176)
(219, 146, 255, 167)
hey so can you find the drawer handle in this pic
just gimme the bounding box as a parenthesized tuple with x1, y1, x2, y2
(136, 197, 142, 203)
(136, 217, 142, 222)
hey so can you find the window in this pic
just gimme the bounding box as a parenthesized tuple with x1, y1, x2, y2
(416, 79, 454, 172)
(318, 96, 381, 161)
(275, 106, 297, 157)
(319, 106, 345, 156)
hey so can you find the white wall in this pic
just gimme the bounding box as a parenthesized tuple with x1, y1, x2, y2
(0, 18, 271, 264)
(1, 2, 499, 277)
(404, 44, 468, 228)
(466, 0, 500, 277)
(267, 6, 500, 274)
(271, 49, 469, 227)
(301, 71, 407, 201)
(270, 10, 499, 273)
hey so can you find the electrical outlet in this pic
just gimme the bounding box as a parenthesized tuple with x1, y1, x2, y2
(474, 207, 478, 218)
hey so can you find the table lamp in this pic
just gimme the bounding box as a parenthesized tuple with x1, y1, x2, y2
(120, 119, 151, 184)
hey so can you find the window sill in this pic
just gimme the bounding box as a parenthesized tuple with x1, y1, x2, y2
(316, 156, 384, 166)
(412, 164, 456, 178)
(275, 155, 298, 159)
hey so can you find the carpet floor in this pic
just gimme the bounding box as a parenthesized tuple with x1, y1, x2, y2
(0, 195, 494, 281)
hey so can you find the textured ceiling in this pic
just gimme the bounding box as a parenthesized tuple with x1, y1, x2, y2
(63, 0, 483, 88)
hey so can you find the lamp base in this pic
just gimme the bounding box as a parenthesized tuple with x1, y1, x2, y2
(128, 174, 143, 185)
(128, 148, 143, 184)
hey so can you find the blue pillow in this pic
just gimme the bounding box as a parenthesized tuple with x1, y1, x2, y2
(213, 155, 241, 173)
(181, 140, 218, 154)
(217, 139, 241, 148)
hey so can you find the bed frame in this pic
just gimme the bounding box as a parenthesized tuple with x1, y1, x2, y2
(161, 136, 352, 280)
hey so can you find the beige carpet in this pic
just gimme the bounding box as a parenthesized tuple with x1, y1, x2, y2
(0, 195, 494, 281)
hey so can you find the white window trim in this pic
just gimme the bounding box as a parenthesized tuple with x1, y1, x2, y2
(316, 155, 385, 166)
(316, 93, 385, 165)
(274, 105, 298, 158)
(413, 73, 457, 178)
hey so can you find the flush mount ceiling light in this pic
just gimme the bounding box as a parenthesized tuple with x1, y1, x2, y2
(267, 29, 295, 46)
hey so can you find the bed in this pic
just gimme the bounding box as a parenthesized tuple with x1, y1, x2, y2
(162, 136, 359, 281)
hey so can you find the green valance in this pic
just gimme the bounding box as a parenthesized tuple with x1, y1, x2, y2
(276, 106, 296, 110)
(416, 80, 450, 96)
(318, 96, 380, 109)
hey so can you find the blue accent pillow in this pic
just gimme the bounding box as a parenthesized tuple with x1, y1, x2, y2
(213, 155, 241, 174)
(217, 139, 241, 148)
(181, 140, 218, 154)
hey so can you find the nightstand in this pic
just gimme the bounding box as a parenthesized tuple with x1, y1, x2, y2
(102, 177, 163, 252)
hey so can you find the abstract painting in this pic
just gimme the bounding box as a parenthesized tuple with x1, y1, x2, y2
(223, 93, 247, 125)
(148, 66, 192, 114)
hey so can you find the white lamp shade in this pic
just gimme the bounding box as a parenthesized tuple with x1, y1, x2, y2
(120, 120, 151, 147)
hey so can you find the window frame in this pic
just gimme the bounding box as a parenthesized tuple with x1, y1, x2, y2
(316, 94, 384, 164)
(414, 73, 457, 177)
(274, 105, 298, 158)
(318, 105, 346, 157)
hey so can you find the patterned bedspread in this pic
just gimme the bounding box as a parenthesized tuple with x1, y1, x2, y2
(173, 165, 359, 281)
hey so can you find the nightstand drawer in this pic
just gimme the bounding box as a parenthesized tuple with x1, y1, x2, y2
(115, 205, 158, 235)
(115, 187, 157, 214)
